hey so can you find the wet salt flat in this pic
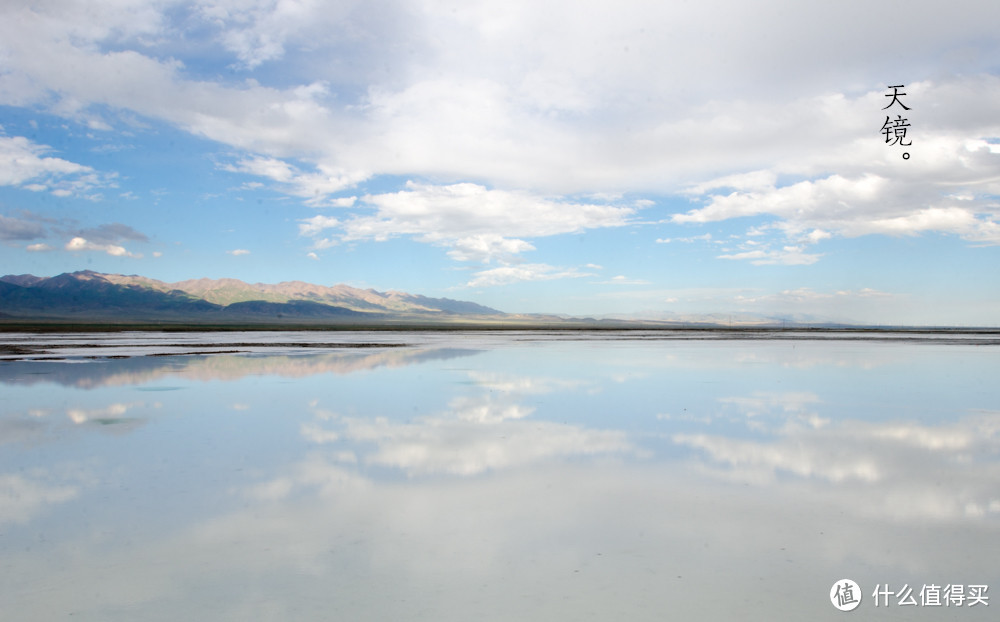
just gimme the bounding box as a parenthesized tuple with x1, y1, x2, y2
(3, 329, 999, 360)
(1, 331, 998, 620)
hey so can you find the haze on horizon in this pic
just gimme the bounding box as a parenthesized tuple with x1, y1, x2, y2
(1, 1, 998, 326)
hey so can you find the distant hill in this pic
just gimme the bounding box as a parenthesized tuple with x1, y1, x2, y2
(0, 271, 876, 329)
(0, 271, 506, 324)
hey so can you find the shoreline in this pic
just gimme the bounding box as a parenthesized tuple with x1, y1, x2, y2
(2, 321, 998, 334)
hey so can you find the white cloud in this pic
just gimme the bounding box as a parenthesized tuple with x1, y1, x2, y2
(326, 196, 357, 208)
(2, 0, 1000, 269)
(0, 11, 362, 176)
(0, 135, 108, 197)
(466, 263, 596, 288)
(351, 182, 634, 242)
(26, 243, 53, 252)
(446, 234, 536, 263)
(227, 248, 250, 256)
(805, 229, 831, 243)
(299, 181, 634, 276)
(717, 246, 822, 266)
(2, 3, 998, 198)
(298, 215, 339, 237)
(672, 79, 1000, 248)
(65, 236, 141, 258)
(658, 233, 713, 244)
(597, 275, 652, 285)
(197, 0, 309, 69)
(224, 156, 366, 207)
(679, 168, 1000, 246)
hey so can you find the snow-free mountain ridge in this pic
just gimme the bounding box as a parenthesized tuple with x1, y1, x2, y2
(0, 270, 504, 322)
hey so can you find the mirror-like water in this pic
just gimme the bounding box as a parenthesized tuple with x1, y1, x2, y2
(1, 332, 997, 620)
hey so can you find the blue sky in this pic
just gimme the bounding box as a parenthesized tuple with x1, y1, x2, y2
(1, 0, 998, 325)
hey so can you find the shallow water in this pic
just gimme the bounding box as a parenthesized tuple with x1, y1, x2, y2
(1, 332, 998, 620)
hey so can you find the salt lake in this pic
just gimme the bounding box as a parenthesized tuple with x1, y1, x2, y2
(1, 331, 998, 620)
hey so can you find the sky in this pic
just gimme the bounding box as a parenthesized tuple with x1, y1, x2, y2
(0, 0, 998, 325)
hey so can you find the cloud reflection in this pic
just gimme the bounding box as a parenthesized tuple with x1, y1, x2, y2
(66, 401, 146, 424)
(0, 471, 82, 526)
(673, 391, 1000, 522)
(2, 337, 999, 620)
(303, 380, 633, 476)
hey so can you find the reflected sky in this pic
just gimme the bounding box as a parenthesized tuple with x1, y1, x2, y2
(1, 333, 998, 620)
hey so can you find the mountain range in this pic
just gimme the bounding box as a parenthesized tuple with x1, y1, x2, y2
(0, 270, 877, 328)
(0, 270, 507, 324)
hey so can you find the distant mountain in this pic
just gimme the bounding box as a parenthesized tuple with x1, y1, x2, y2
(96, 272, 501, 314)
(0, 271, 505, 324)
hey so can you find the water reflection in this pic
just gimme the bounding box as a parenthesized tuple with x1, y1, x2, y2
(301, 394, 633, 477)
(0, 346, 481, 388)
(0, 335, 997, 620)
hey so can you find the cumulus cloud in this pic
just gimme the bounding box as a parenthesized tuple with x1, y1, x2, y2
(3, 2, 998, 197)
(679, 169, 1000, 246)
(65, 236, 141, 258)
(0, 134, 109, 198)
(656, 233, 713, 245)
(446, 234, 536, 264)
(596, 275, 652, 285)
(353, 182, 634, 241)
(299, 182, 634, 281)
(197, 0, 303, 69)
(0, 135, 88, 184)
(297, 215, 339, 237)
(466, 263, 596, 288)
(2, 0, 999, 273)
(717, 246, 822, 266)
(671, 78, 1000, 254)
(223, 156, 366, 207)
(226, 248, 250, 256)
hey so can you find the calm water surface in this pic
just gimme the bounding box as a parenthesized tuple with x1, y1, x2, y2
(1, 331, 998, 620)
